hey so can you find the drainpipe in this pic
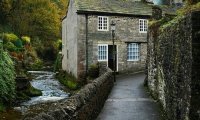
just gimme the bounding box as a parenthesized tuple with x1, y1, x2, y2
(85, 14, 88, 76)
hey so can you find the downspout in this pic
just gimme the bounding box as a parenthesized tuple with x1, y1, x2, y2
(85, 14, 88, 76)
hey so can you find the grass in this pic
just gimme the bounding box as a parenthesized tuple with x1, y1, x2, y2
(56, 71, 80, 90)
(61, 80, 79, 90)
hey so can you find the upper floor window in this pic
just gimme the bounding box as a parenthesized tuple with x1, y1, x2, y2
(139, 19, 148, 33)
(98, 16, 109, 31)
(127, 43, 140, 61)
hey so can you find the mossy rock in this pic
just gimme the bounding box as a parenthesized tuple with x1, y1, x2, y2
(25, 86, 42, 97)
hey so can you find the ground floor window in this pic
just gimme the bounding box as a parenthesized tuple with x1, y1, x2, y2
(98, 44, 108, 61)
(127, 43, 140, 61)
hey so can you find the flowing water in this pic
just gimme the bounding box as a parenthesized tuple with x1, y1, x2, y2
(0, 71, 69, 120)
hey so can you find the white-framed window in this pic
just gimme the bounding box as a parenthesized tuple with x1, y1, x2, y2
(98, 16, 109, 31)
(127, 43, 140, 61)
(98, 44, 108, 61)
(139, 19, 148, 33)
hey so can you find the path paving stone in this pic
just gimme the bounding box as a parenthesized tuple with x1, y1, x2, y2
(96, 73, 161, 120)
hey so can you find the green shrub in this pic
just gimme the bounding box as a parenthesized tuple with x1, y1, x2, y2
(14, 39, 23, 48)
(4, 42, 17, 52)
(2, 33, 19, 43)
(0, 49, 16, 104)
(21, 36, 31, 45)
(66, 80, 78, 90)
(36, 41, 58, 61)
(88, 63, 99, 79)
(53, 52, 63, 72)
(55, 39, 62, 50)
(29, 59, 43, 70)
(56, 71, 79, 90)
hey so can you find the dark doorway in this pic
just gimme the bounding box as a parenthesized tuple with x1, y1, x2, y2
(108, 45, 117, 71)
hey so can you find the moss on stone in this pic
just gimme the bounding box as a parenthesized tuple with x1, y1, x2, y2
(25, 85, 42, 97)
(16, 85, 42, 101)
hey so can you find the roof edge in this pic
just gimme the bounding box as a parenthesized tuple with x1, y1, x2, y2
(77, 10, 152, 17)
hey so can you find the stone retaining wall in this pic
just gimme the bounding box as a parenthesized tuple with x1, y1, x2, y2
(147, 11, 200, 120)
(24, 68, 114, 120)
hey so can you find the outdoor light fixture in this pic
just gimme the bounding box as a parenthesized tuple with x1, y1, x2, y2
(111, 21, 116, 82)
(111, 21, 116, 31)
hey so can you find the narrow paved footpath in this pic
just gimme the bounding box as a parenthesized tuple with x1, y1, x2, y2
(96, 73, 161, 120)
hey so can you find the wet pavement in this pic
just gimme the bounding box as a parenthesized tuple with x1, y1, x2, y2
(96, 73, 161, 120)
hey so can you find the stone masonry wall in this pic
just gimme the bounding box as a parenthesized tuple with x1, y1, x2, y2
(23, 68, 114, 120)
(79, 15, 149, 74)
(190, 11, 200, 120)
(147, 13, 194, 119)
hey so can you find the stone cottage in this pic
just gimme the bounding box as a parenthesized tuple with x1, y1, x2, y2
(62, 0, 152, 79)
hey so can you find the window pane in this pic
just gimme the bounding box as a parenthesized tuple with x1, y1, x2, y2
(98, 16, 108, 31)
(127, 43, 140, 61)
(98, 45, 107, 61)
(139, 19, 148, 32)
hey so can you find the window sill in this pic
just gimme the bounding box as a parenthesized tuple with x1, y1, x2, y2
(98, 29, 109, 32)
(98, 60, 107, 62)
(127, 60, 140, 62)
(139, 32, 147, 33)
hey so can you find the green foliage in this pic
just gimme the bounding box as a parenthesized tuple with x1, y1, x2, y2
(55, 39, 62, 50)
(35, 40, 59, 61)
(21, 36, 30, 45)
(54, 52, 63, 72)
(88, 63, 99, 79)
(0, 0, 69, 40)
(56, 71, 79, 90)
(14, 39, 23, 48)
(2, 33, 19, 43)
(0, 48, 16, 103)
(3, 42, 17, 52)
(177, 2, 200, 15)
(65, 80, 78, 90)
(29, 59, 44, 70)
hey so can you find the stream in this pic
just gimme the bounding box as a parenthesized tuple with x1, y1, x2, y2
(0, 71, 69, 120)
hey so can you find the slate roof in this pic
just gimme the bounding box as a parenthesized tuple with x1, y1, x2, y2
(75, 0, 153, 16)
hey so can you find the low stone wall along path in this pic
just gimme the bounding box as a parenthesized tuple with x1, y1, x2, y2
(96, 73, 161, 120)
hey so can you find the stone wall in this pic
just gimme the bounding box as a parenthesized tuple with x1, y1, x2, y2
(147, 11, 200, 120)
(62, 0, 78, 77)
(190, 11, 200, 120)
(23, 68, 114, 120)
(88, 15, 148, 73)
(62, 0, 151, 78)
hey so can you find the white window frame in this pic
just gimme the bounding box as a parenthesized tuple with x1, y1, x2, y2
(98, 44, 108, 61)
(98, 16, 109, 31)
(127, 43, 140, 61)
(139, 19, 148, 33)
